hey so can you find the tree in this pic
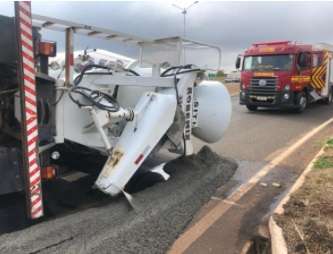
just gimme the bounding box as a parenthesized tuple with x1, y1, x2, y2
(216, 70, 226, 77)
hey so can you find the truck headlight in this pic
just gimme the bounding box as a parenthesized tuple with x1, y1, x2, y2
(284, 85, 290, 91)
(283, 93, 290, 100)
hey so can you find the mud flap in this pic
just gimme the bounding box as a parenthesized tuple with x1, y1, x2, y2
(0, 147, 24, 195)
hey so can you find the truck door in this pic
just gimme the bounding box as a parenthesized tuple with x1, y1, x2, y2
(297, 52, 312, 89)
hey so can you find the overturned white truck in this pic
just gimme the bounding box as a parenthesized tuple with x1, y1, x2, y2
(0, 2, 231, 220)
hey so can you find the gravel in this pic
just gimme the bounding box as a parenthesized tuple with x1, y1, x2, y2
(0, 146, 237, 254)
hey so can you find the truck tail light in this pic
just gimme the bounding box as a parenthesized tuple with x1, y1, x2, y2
(39, 41, 57, 57)
(41, 166, 57, 180)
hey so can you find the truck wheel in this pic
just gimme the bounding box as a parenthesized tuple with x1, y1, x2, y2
(323, 89, 333, 105)
(246, 105, 258, 111)
(295, 92, 307, 113)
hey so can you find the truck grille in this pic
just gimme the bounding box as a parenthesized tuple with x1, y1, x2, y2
(248, 77, 277, 96)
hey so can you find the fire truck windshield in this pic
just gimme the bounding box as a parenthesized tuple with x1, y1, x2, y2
(243, 54, 293, 71)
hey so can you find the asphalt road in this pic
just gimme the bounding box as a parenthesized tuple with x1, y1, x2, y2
(195, 95, 333, 161)
(175, 96, 333, 254)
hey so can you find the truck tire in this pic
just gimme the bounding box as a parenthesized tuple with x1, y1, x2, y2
(246, 105, 258, 111)
(295, 92, 307, 113)
(323, 88, 333, 105)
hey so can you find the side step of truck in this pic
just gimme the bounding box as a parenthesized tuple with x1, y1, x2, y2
(309, 90, 322, 101)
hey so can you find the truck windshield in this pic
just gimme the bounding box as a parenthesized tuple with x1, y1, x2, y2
(243, 54, 293, 71)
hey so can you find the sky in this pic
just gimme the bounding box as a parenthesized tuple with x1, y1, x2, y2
(1, 0, 333, 72)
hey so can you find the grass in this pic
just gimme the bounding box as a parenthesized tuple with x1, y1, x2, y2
(314, 155, 333, 169)
(327, 138, 333, 147)
(313, 138, 333, 169)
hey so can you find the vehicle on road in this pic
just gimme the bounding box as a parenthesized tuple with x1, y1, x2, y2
(224, 70, 240, 83)
(0, 3, 231, 221)
(236, 41, 333, 112)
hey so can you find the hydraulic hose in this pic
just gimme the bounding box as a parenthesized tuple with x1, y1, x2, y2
(69, 64, 140, 111)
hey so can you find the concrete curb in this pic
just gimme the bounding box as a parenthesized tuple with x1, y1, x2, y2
(269, 144, 327, 254)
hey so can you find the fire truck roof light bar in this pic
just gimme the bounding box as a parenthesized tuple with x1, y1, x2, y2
(253, 41, 291, 46)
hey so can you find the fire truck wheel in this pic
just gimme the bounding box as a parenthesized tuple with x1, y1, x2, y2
(296, 92, 307, 113)
(246, 105, 258, 111)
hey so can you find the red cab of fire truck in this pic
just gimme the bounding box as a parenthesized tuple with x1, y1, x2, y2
(236, 41, 333, 112)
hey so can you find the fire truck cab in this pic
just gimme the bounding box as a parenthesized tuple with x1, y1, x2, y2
(236, 41, 333, 112)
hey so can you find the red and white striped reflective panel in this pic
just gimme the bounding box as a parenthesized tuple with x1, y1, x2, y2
(15, 1, 44, 219)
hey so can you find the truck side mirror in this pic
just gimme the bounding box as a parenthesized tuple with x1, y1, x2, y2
(235, 56, 241, 69)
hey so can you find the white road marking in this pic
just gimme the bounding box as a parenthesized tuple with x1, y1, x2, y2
(240, 240, 254, 254)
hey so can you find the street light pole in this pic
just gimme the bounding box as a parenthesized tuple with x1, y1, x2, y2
(172, 1, 199, 38)
(182, 9, 186, 38)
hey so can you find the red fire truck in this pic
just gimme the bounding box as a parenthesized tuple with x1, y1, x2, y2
(236, 41, 333, 112)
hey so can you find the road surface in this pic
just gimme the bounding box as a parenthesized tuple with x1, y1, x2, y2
(1, 95, 332, 254)
(171, 95, 333, 254)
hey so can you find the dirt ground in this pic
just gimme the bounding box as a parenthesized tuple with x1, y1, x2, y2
(211, 77, 240, 96)
(225, 82, 240, 96)
(276, 139, 333, 254)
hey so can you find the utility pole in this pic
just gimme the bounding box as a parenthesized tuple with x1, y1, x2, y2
(172, 1, 199, 38)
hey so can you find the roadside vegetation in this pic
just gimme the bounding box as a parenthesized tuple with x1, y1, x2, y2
(209, 70, 240, 96)
(276, 138, 333, 254)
